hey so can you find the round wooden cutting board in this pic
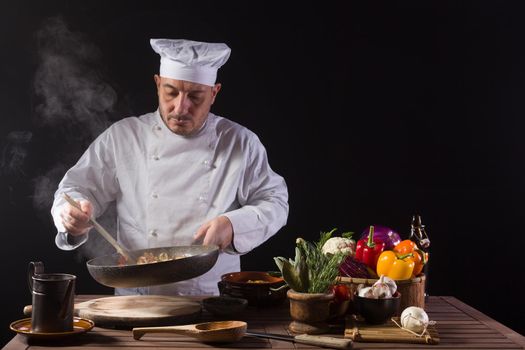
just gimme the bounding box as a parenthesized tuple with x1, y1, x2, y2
(75, 295, 202, 328)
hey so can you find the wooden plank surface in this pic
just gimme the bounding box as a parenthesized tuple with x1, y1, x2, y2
(3, 295, 524, 350)
(345, 317, 440, 344)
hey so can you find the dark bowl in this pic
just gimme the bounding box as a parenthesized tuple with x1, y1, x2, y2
(202, 296, 248, 316)
(218, 271, 288, 306)
(353, 291, 401, 324)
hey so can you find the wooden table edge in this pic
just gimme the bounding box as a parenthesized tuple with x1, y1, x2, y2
(4, 295, 524, 350)
(440, 296, 525, 348)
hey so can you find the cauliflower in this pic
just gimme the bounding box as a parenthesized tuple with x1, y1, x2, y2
(321, 237, 356, 257)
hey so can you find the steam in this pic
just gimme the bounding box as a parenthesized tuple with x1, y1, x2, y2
(28, 17, 120, 260)
(1, 131, 32, 178)
(32, 164, 68, 214)
(33, 17, 116, 138)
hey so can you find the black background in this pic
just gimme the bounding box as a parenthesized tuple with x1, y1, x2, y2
(1, 1, 524, 346)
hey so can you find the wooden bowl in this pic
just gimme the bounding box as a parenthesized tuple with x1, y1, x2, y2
(218, 271, 288, 306)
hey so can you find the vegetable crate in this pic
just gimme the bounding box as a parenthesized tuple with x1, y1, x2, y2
(340, 274, 426, 313)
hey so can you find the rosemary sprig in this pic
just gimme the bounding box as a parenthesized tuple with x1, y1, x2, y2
(274, 229, 347, 294)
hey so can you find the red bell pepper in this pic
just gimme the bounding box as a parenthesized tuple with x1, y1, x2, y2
(354, 226, 386, 270)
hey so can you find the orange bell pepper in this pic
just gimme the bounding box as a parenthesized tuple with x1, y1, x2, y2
(376, 250, 415, 280)
(393, 240, 428, 277)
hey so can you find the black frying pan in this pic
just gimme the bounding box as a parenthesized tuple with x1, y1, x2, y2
(86, 245, 219, 288)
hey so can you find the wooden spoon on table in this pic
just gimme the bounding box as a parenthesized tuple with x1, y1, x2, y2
(133, 320, 353, 349)
(132, 320, 247, 343)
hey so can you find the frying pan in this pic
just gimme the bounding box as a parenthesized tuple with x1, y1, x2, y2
(86, 245, 219, 288)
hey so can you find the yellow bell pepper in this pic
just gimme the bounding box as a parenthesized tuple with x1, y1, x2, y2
(376, 250, 415, 280)
(393, 239, 428, 277)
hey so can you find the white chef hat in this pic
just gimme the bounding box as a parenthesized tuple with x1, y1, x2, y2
(150, 38, 231, 86)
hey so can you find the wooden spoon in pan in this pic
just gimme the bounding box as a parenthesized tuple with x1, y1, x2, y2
(63, 193, 133, 262)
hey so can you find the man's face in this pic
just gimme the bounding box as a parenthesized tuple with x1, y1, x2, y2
(154, 75, 221, 136)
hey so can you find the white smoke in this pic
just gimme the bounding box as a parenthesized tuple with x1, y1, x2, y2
(1, 131, 32, 177)
(33, 16, 116, 138)
(29, 16, 120, 260)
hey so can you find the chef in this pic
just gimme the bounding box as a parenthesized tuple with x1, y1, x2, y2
(50, 38, 289, 296)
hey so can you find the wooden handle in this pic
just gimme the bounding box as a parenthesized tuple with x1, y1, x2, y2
(63, 193, 132, 262)
(132, 325, 193, 340)
(90, 219, 132, 261)
(23, 305, 32, 316)
(294, 334, 353, 350)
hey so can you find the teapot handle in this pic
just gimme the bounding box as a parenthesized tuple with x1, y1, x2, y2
(27, 261, 44, 293)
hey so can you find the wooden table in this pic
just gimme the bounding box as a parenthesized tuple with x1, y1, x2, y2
(3, 295, 524, 350)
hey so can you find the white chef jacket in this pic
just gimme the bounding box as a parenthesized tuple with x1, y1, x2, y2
(51, 111, 289, 296)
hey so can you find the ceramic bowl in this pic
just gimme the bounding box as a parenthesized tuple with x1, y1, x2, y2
(218, 271, 288, 306)
(202, 296, 248, 316)
(353, 291, 401, 324)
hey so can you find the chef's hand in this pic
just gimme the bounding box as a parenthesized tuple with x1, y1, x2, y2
(60, 200, 93, 236)
(194, 216, 233, 250)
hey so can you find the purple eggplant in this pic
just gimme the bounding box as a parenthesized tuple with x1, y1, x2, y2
(359, 225, 401, 250)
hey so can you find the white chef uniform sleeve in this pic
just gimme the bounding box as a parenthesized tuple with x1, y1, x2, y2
(223, 136, 288, 254)
(51, 128, 118, 250)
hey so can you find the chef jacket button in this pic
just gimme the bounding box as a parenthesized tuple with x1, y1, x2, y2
(198, 195, 206, 201)
(149, 230, 157, 237)
(156, 126, 162, 131)
(152, 193, 158, 199)
(153, 155, 160, 160)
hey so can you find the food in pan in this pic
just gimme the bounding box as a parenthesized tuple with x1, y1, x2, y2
(118, 251, 190, 266)
(136, 252, 190, 264)
(136, 251, 171, 264)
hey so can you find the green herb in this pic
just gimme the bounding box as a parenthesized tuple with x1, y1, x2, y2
(342, 231, 354, 239)
(274, 229, 347, 293)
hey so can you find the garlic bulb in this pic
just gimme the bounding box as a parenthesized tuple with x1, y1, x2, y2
(369, 275, 396, 298)
(380, 275, 397, 295)
(357, 284, 372, 297)
(400, 306, 429, 333)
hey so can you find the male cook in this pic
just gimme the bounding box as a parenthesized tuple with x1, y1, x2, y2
(51, 38, 289, 296)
